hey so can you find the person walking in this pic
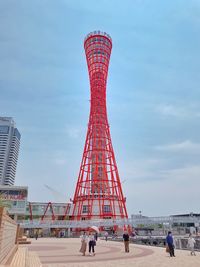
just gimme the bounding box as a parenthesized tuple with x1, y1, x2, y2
(88, 232, 96, 256)
(79, 232, 88, 256)
(35, 231, 38, 240)
(166, 231, 175, 257)
(188, 234, 196, 256)
(123, 231, 130, 253)
(94, 232, 98, 241)
(104, 231, 108, 241)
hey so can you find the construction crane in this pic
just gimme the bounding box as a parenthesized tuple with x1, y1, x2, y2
(44, 184, 67, 203)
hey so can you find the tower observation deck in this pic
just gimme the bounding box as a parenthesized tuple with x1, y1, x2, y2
(72, 31, 128, 220)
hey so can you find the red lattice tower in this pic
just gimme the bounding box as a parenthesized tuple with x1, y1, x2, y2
(72, 31, 128, 220)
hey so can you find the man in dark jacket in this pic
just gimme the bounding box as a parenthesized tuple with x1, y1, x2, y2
(166, 231, 175, 257)
(123, 231, 130, 252)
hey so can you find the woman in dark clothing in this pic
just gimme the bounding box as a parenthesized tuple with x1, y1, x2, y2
(166, 231, 175, 257)
(94, 232, 98, 241)
(123, 231, 130, 252)
(88, 233, 96, 256)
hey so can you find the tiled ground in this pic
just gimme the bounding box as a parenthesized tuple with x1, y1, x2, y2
(24, 238, 199, 267)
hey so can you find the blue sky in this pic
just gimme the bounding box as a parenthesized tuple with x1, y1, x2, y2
(0, 0, 200, 216)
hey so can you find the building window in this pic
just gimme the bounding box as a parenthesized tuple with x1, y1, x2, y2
(17, 201, 25, 208)
(82, 205, 89, 213)
(0, 126, 9, 134)
(103, 205, 111, 213)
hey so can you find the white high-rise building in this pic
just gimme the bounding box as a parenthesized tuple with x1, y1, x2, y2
(0, 117, 21, 186)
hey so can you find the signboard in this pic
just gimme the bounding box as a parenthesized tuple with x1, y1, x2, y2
(0, 189, 27, 200)
(0, 187, 28, 214)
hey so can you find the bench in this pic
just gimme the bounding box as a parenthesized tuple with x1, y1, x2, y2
(9, 247, 42, 267)
(18, 236, 31, 245)
(26, 251, 42, 267)
(10, 247, 27, 267)
(0, 244, 18, 266)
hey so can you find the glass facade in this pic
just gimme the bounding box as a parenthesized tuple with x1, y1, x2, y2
(0, 126, 9, 134)
(14, 128, 21, 140)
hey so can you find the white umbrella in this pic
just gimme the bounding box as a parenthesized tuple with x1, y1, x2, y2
(90, 226, 99, 233)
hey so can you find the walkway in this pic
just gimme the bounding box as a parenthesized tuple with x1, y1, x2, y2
(24, 238, 199, 267)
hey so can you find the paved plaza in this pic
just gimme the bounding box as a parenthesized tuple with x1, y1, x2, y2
(22, 237, 200, 267)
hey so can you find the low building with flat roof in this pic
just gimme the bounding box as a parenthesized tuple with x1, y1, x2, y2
(0, 185, 28, 220)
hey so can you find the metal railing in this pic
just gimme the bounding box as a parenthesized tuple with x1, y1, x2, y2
(131, 216, 200, 226)
(84, 31, 112, 42)
(111, 236, 200, 251)
(18, 218, 129, 229)
(17, 215, 200, 229)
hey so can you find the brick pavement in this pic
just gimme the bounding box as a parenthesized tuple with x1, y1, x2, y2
(24, 238, 199, 267)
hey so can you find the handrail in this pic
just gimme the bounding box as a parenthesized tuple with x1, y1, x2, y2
(17, 215, 200, 229)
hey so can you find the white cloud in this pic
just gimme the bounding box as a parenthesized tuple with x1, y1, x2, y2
(156, 104, 200, 118)
(64, 125, 83, 139)
(156, 104, 183, 117)
(54, 158, 67, 166)
(126, 164, 200, 216)
(155, 140, 200, 153)
(119, 158, 166, 183)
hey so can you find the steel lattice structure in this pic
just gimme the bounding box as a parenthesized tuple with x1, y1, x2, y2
(28, 202, 71, 221)
(72, 31, 128, 220)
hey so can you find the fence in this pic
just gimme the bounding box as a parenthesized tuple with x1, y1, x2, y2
(18, 218, 129, 229)
(0, 207, 19, 264)
(128, 236, 200, 251)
